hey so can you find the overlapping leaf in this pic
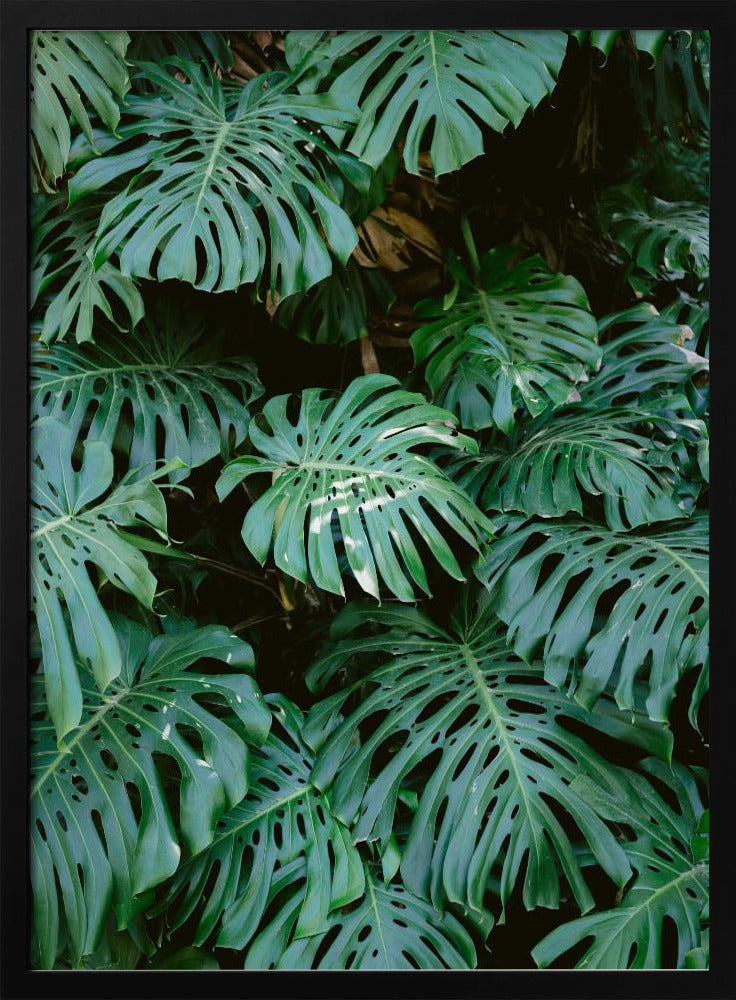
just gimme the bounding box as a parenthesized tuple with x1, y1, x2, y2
(31, 30, 131, 190)
(217, 374, 494, 601)
(70, 60, 364, 297)
(571, 30, 674, 62)
(128, 31, 233, 74)
(583, 304, 708, 413)
(30, 616, 270, 968)
(534, 760, 708, 969)
(303, 598, 672, 928)
(433, 302, 708, 508)
(32, 304, 263, 482)
(31, 418, 167, 742)
(478, 407, 686, 530)
(286, 30, 567, 176)
(159, 696, 364, 950)
(31, 195, 144, 344)
(244, 861, 476, 969)
(628, 30, 709, 140)
(477, 514, 709, 724)
(411, 248, 600, 432)
(275, 259, 395, 344)
(602, 184, 709, 280)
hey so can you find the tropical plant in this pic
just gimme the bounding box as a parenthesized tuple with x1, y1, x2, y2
(28, 26, 709, 972)
(216, 375, 493, 600)
(31, 303, 263, 479)
(411, 246, 600, 432)
(30, 31, 131, 191)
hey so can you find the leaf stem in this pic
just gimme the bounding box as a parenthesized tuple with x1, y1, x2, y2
(461, 212, 480, 278)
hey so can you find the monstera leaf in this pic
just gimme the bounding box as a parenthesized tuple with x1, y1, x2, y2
(275, 259, 395, 344)
(629, 30, 709, 141)
(69, 60, 364, 297)
(479, 406, 686, 530)
(30, 30, 131, 190)
(31, 195, 144, 344)
(217, 375, 494, 601)
(127, 31, 233, 73)
(411, 248, 600, 433)
(30, 616, 271, 969)
(477, 514, 709, 725)
(31, 418, 168, 742)
(303, 598, 672, 928)
(602, 185, 709, 281)
(582, 304, 708, 413)
(571, 30, 674, 61)
(244, 861, 476, 970)
(160, 696, 364, 949)
(286, 30, 567, 176)
(32, 305, 263, 482)
(48, 913, 153, 971)
(534, 760, 709, 969)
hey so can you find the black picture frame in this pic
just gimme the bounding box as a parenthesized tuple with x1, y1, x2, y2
(2, 3, 733, 997)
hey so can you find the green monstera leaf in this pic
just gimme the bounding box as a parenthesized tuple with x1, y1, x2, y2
(31, 418, 168, 742)
(244, 861, 477, 970)
(275, 259, 395, 345)
(571, 30, 675, 62)
(602, 184, 709, 281)
(30, 616, 271, 969)
(48, 913, 153, 971)
(477, 406, 687, 531)
(31, 195, 144, 345)
(159, 696, 364, 950)
(217, 375, 494, 601)
(30, 30, 131, 190)
(581, 304, 708, 413)
(286, 30, 567, 177)
(127, 31, 233, 73)
(477, 513, 709, 725)
(32, 304, 263, 482)
(411, 248, 600, 433)
(302, 597, 671, 929)
(69, 60, 364, 297)
(534, 760, 709, 969)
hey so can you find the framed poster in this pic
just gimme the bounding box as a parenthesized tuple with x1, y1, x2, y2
(1, 2, 733, 997)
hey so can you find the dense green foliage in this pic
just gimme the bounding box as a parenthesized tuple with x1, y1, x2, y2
(30, 28, 709, 971)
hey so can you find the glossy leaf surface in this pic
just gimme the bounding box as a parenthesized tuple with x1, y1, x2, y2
(71, 61, 363, 296)
(287, 30, 567, 176)
(31, 419, 167, 741)
(411, 249, 600, 432)
(32, 305, 263, 482)
(217, 375, 494, 600)
(534, 761, 708, 969)
(303, 599, 671, 927)
(478, 514, 709, 724)
(31, 617, 270, 968)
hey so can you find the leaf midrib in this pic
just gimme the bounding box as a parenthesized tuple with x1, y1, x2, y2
(33, 358, 248, 390)
(459, 642, 541, 866)
(31, 687, 128, 798)
(427, 32, 461, 169)
(578, 862, 708, 968)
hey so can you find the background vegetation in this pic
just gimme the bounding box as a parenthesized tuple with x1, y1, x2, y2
(30, 27, 709, 970)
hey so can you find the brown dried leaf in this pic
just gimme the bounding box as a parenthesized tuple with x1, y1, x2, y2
(354, 205, 442, 271)
(375, 205, 442, 261)
(231, 52, 259, 80)
(251, 31, 273, 50)
(354, 217, 409, 271)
